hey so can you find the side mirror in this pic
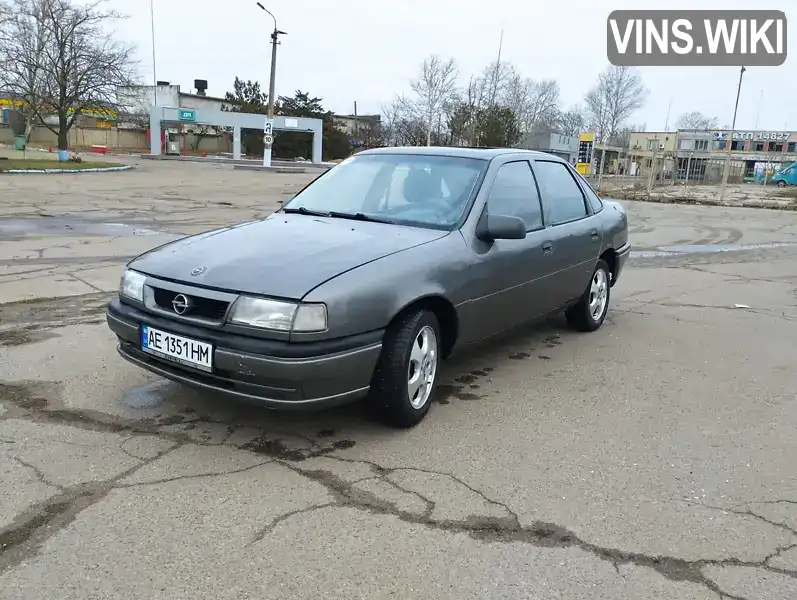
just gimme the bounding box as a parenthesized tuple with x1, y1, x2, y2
(476, 213, 526, 242)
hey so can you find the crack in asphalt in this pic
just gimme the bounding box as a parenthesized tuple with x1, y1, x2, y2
(0, 441, 178, 573)
(3, 385, 795, 597)
(265, 456, 796, 600)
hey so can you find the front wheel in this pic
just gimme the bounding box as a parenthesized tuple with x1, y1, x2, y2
(777, 180, 787, 188)
(369, 309, 441, 428)
(566, 259, 611, 332)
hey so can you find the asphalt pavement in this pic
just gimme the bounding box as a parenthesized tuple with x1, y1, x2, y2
(1, 158, 796, 600)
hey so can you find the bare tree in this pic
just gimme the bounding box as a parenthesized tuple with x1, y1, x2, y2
(380, 96, 407, 146)
(522, 79, 561, 134)
(0, 0, 11, 25)
(445, 76, 483, 146)
(408, 55, 459, 146)
(675, 111, 718, 130)
(584, 65, 648, 145)
(0, 0, 138, 156)
(0, 0, 50, 142)
(475, 59, 515, 109)
(558, 105, 586, 136)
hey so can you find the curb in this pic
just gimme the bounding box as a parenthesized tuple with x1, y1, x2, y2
(614, 195, 797, 212)
(0, 165, 134, 174)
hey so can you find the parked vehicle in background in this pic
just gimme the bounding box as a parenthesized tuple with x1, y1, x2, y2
(107, 147, 630, 427)
(771, 162, 797, 187)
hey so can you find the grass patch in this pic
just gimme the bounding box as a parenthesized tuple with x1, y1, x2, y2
(0, 158, 125, 171)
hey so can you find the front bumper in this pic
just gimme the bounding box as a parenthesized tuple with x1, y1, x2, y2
(106, 299, 383, 409)
(613, 242, 631, 286)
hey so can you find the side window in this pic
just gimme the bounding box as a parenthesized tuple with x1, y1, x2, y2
(533, 161, 589, 225)
(486, 161, 544, 230)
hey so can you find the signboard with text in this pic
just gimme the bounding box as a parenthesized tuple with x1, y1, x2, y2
(179, 109, 196, 122)
(714, 131, 793, 141)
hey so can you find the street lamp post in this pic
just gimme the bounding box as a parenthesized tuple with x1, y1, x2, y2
(719, 66, 746, 203)
(256, 2, 286, 168)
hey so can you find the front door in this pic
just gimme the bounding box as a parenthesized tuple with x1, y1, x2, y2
(458, 160, 558, 344)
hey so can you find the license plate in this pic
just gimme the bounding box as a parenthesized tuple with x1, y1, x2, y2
(140, 325, 213, 372)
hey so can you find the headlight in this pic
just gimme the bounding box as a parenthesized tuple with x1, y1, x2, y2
(229, 296, 327, 332)
(119, 269, 146, 302)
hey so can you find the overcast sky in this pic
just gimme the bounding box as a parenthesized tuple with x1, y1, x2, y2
(108, 0, 795, 132)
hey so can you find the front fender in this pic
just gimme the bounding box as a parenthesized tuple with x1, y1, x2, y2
(293, 233, 468, 342)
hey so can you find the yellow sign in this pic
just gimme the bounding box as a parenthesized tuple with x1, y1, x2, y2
(576, 132, 595, 175)
(0, 97, 117, 119)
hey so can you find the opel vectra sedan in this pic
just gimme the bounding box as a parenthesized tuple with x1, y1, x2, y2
(107, 147, 630, 427)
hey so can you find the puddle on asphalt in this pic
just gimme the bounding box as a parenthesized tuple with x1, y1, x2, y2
(632, 242, 797, 258)
(0, 218, 171, 238)
(123, 380, 177, 409)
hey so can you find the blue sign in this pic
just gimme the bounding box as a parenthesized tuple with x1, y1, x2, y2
(179, 109, 196, 122)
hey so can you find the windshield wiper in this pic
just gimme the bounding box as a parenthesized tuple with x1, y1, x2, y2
(327, 211, 395, 224)
(281, 206, 330, 217)
(281, 207, 394, 224)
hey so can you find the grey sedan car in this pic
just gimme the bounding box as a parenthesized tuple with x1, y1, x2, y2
(107, 147, 629, 427)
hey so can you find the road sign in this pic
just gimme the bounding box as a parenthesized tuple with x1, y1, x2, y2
(179, 109, 196, 122)
(264, 134, 273, 145)
(264, 120, 273, 135)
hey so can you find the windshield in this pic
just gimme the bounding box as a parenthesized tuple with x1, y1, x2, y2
(282, 154, 487, 229)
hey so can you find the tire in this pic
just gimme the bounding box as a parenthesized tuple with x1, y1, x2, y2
(777, 180, 787, 188)
(369, 309, 441, 428)
(565, 259, 611, 332)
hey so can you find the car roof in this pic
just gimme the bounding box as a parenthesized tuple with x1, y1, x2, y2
(356, 146, 565, 161)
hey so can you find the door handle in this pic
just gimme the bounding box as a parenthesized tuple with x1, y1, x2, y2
(542, 242, 553, 255)
(590, 229, 599, 239)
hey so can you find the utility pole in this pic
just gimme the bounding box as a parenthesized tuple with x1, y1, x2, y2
(257, 2, 285, 168)
(719, 66, 746, 203)
(646, 135, 658, 202)
(489, 29, 504, 109)
(353, 101, 358, 148)
(150, 0, 157, 106)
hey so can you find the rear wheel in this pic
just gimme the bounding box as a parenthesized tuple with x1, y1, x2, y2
(369, 309, 440, 428)
(777, 180, 787, 188)
(565, 259, 611, 332)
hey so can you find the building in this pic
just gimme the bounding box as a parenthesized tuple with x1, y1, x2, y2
(331, 114, 381, 147)
(622, 128, 797, 182)
(116, 80, 227, 128)
(0, 80, 234, 153)
(674, 128, 797, 182)
(516, 133, 578, 164)
(628, 131, 678, 178)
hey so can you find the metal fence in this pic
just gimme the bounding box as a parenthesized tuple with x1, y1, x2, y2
(581, 150, 790, 205)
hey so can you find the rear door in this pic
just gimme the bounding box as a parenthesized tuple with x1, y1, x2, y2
(531, 159, 602, 308)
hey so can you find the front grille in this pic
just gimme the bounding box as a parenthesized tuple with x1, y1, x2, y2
(152, 287, 230, 320)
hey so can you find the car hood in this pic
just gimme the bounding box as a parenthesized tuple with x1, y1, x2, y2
(129, 213, 449, 299)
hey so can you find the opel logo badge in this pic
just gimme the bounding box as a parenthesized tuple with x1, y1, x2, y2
(191, 266, 207, 276)
(172, 294, 192, 315)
